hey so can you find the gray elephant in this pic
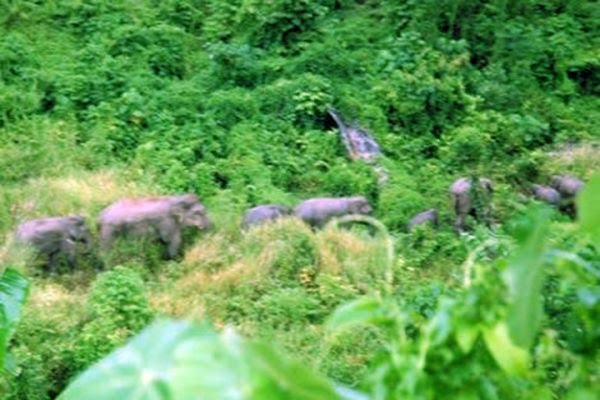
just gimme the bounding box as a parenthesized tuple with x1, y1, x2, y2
(16, 216, 92, 273)
(407, 209, 439, 231)
(550, 175, 585, 217)
(531, 184, 561, 206)
(450, 177, 493, 232)
(241, 204, 291, 229)
(551, 175, 584, 197)
(98, 194, 212, 259)
(294, 196, 372, 228)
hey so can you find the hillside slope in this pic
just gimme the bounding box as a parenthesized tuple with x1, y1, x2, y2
(0, 1, 598, 399)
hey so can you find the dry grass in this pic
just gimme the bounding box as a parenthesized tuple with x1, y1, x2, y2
(151, 218, 391, 318)
(45, 171, 148, 207)
(29, 282, 83, 310)
(316, 227, 379, 275)
(545, 142, 600, 178)
(21, 280, 88, 331)
(6, 169, 158, 229)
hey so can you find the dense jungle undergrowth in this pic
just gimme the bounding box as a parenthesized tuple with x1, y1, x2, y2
(0, 1, 598, 399)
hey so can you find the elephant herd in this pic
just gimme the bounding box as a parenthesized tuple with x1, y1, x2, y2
(15, 194, 211, 273)
(13, 175, 584, 274)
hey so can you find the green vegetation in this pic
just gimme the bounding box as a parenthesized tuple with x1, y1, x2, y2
(0, 0, 598, 399)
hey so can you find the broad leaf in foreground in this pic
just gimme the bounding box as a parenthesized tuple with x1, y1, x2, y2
(483, 322, 529, 376)
(59, 319, 343, 400)
(578, 173, 600, 244)
(503, 206, 551, 349)
(0, 267, 29, 372)
(325, 296, 385, 333)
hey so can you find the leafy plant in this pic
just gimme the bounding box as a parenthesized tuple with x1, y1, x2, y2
(0, 267, 29, 377)
(326, 178, 600, 399)
(73, 266, 153, 369)
(59, 319, 357, 400)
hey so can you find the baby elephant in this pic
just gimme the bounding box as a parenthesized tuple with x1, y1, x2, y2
(294, 196, 372, 228)
(531, 184, 561, 206)
(450, 177, 493, 232)
(99, 194, 212, 259)
(407, 209, 439, 231)
(241, 204, 291, 229)
(16, 216, 92, 273)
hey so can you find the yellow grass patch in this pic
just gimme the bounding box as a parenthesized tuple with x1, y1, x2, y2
(29, 282, 80, 309)
(153, 218, 390, 318)
(546, 143, 600, 177)
(10, 169, 157, 223)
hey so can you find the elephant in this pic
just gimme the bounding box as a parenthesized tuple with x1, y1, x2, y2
(550, 175, 585, 217)
(551, 175, 584, 198)
(241, 204, 291, 229)
(531, 184, 561, 206)
(450, 177, 493, 232)
(98, 194, 212, 259)
(407, 209, 439, 231)
(294, 196, 372, 228)
(16, 216, 92, 273)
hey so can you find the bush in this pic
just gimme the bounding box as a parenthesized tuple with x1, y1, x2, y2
(377, 171, 427, 232)
(73, 266, 153, 369)
(236, 0, 334, 48)
(254, 287, 322, 328)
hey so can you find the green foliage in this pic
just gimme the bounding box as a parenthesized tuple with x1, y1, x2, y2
(441, 111, 550, 169)
(236, 0, 334, 48)
(0, 268, 29, 377)
(503, 206, 552, 348)
(325, 205, 599, 399)
(578, 174, 600, 243)
(73, 266, 153, 369)
(1, 0, 599, 398)
(254, 287, 321, 328)
(59, 319, 345, 400)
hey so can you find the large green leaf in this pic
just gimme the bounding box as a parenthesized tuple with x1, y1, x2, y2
(455, 324, 480, 354)
(0, 267, 29, 372)
(503, 206, 551, 349)
(335, 386, 369, 400)
(325, 296, 385, 332)
(59, 319, 341, 400)
(578, 173, 600, 244)
(483, 322, 529, 376)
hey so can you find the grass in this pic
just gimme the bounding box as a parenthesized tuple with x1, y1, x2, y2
(1, 139, 596, 397)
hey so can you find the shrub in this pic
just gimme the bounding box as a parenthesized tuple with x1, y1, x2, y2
(441, 111, 550, 170)
(377, 171, 427, 232)
(254, 287, 322, 328)
(73, 266, 153, 369)
(236, 0, 334, 48)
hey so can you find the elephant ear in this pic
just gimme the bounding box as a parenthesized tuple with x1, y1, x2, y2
(67, 217, 89, 240)
(75, 216, 86, 224)
(170, 201, 194, 222)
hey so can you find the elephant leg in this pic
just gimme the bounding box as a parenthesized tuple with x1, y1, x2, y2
(61, 239, 77, 272)
(47, 250, 59, 275)
(158, 220, 181, 259)
(454, 214, 466, 233)
(481, 207, 492, 227)
(100, 224, 116, 252)
(165, 230, 182, 259)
